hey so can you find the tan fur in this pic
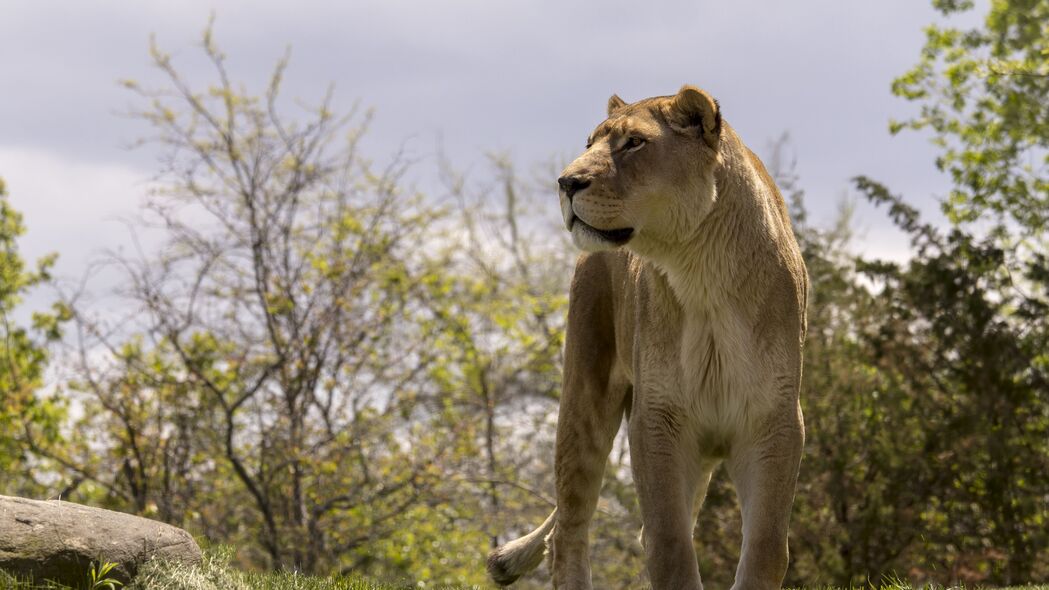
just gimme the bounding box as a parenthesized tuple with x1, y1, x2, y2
(488, 86, 808, 590)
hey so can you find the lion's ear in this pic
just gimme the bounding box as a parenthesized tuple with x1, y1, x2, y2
(607, 94, 627, 117)
(668, 85, 721, 149)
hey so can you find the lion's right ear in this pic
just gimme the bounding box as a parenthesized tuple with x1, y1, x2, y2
(607, 94, 627, 117)
(667, 85, 721, 149)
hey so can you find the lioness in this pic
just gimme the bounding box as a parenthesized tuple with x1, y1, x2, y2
(487, 86, 808, 590)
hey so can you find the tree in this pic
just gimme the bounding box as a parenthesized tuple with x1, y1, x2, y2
(806, 0, 1049, 583)
(884, 2, 1049, 580)
(892, 0, 1048, 235)
(61, 26, 456, 573)
(0, 177, 70, 496)
(32, 22, 590, 585)
(850, 178, 1049, 585)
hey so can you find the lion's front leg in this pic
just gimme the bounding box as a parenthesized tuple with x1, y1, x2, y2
(727, 401, 804, 590)
(629, 398, 705, 590)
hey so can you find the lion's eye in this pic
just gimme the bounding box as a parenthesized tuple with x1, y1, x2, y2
(624, 136, 646, 150)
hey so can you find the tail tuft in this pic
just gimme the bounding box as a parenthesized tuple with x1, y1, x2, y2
(486, 509, 557, 586)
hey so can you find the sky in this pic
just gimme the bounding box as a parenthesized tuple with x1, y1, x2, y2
(1, 0, 986, 309)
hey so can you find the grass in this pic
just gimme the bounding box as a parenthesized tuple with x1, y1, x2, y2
(2, 549, 1047, 590)
(127, 546, 421, 589)
(0, 546, 432, 590)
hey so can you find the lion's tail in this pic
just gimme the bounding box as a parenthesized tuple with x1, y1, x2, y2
(487, 509, 557, 586)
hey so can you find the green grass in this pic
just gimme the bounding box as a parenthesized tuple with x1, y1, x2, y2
(0, 547, 414, 590)
(2, 549, 1048, 590)
(0, 545, 466, 590)
(128, 546, 425, 589)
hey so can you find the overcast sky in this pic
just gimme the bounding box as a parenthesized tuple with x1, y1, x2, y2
(2, 0, 986, 306)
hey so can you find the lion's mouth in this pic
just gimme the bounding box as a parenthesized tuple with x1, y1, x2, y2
(569, 215, 634, 245)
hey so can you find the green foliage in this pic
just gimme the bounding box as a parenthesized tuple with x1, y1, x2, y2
(381, 154, 574, 587)
(57, 24, 461, 575)
(776, 1, 1049, 585)
(53, 25, 572, 585)
(848, 177, 1048, 584)
(86, 561, 123, 590)
(0, 177, 70, 495)
(868, 2, 1049, 580)
(891, 0, 1049, 233)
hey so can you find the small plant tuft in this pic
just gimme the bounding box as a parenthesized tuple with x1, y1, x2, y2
(86, 561, 124, 590)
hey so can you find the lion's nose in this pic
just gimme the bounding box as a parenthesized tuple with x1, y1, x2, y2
(557, 176, 591, 200)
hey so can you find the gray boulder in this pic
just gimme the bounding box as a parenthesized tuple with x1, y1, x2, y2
(0, 494, 201, 585)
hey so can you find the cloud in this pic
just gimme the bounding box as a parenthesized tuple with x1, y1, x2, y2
(0, 147, 151, 285)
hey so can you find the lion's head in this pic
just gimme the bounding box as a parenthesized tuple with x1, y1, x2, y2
(557, 85, 723, 254)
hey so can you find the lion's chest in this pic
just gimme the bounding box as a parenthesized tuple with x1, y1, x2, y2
(673, 306, 778, 446)
(630, 258, 786, 452)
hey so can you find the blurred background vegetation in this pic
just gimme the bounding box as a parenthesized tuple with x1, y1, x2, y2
(1, 0, 1047, 588)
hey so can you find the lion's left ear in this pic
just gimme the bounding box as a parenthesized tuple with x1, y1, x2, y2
(607, 94, 627, 117)
(667, 85, 721, 149)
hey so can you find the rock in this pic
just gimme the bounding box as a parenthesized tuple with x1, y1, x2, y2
(0, 494, 201, 585)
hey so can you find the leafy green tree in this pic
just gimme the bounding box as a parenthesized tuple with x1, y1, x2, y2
(852, 179, 1049, 585)
(892, 0, 1048, 234)
(795, 0, 1049, 584)
(0, 177, 70, 496)
(44, 24, 583, 585)
(886, 3, 1049, 581)
(62, 27, 457, 574)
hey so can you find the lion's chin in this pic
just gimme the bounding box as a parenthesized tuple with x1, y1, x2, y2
(570, 219, 634, 251)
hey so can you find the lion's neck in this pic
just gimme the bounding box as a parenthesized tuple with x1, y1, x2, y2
(640, 129, 785, 313)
